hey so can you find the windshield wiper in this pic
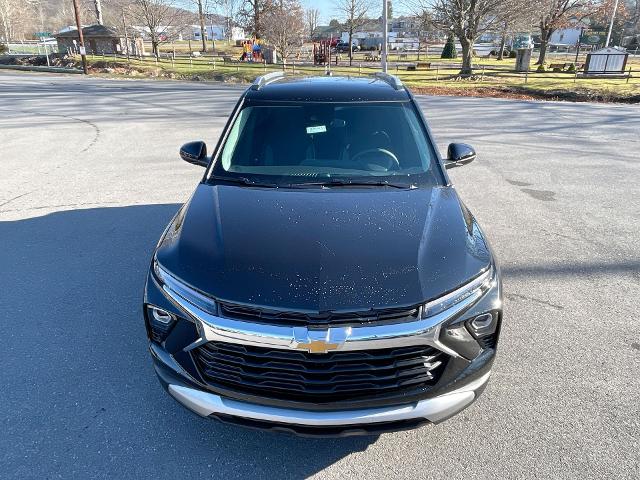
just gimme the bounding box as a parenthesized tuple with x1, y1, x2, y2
(210, 175, 280, 188)
(290, 179, 417, 189)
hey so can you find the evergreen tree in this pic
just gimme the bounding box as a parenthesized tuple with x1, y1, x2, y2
(441, 34, 457, 59)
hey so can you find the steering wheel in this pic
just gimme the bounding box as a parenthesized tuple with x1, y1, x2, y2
(372, 130, 391, 144)
(351, 148, 400, 171)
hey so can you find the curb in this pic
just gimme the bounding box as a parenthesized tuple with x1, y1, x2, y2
(0, 64, 82, 74)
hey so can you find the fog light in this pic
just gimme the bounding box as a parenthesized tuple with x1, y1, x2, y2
(150, 306, 174, 325)
(470, 313, 494, 331)
(147, 305, 176, 343)
(466, 311, 500, 349)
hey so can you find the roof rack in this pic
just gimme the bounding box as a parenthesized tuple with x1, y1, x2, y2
(373, 72, 404, 90)
(251, 71, 286, 90)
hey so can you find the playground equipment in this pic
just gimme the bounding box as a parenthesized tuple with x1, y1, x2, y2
(240, 39, 263, 62)
(313, 40, 334, 65)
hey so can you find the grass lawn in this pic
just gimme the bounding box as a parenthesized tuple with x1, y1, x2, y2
(153, 40, 241, 56)
(80, 51, 640, 102)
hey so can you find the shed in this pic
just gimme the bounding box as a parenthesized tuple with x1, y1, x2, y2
(55, 24, 145, 56)
(584, 47, 629, 74)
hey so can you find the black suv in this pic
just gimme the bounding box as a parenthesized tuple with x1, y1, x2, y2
(336, 41, 358, 53)
(143, 73, 502, 436)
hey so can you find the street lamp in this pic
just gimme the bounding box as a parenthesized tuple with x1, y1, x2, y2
(381, 0, 388, 72)
(605, 0, 620, 47)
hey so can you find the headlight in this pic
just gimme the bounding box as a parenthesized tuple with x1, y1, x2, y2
(421, 266, 494, 319)
(153, 258, 218, 315)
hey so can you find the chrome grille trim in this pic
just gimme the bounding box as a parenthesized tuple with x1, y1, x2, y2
(161, 282, 487, 359)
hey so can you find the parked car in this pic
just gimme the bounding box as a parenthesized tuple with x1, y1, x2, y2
(144, 72, 503, 436)
(335, 41, 359, 53)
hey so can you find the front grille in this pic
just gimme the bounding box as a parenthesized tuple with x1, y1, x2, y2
(194, 341, 448, 403)
(218, 301, 420, 327)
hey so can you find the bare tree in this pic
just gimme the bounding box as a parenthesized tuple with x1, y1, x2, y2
(413, 8, 434, 60)
(305, 7, 320, 39)
(405, 0, 530, 73)
(334, 0, 371, 65)
(493, 1, 537, 60)
(130, 0, 190, 56)
(0, 0, 37, 41)
(94, 0, 104, 25)
(193, 0, 208, 51)
(534, 0, 604, 65)
(0, 0, 16, 40)
(217, 0, 240, 42)
(240, 0, 272, 38)
(430, 0, 520, 75)
(263, 0, 304, 62)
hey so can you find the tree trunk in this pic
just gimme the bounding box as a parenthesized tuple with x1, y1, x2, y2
(537, 27, 551, 65)
(197, 0, 207, 52)
(460, 38, 473, 75)
(93, 0, 103, 25)
(254, 4, 261, 39)
(151, 38, 159, 57)
(417, 37, 421, 61)
(0, 8, 13, 41)
(497, 32, 507, 60)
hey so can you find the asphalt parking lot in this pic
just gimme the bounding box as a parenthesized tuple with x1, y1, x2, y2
(0, 72, 638, 479)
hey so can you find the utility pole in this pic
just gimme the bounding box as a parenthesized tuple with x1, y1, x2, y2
(605, 0, 620, 47)
(574, 26, 584, 64)
(210, 15, 215, 52)
(122, 9, 130, 60)
(381, 0, 388, 72)
(72, 0, 88, 74)
(94, 0, 104, 26)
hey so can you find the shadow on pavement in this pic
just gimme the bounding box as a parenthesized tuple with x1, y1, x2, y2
(0, 204, 376, 479)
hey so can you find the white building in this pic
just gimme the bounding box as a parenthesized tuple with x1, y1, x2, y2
(191, 25, 245, 42)
(230, 27, 245, 41)
(191, 25, 223, 41)
(549, 22, 587, 46)
(388, 32, 419, 50)
(130, 25, 184, 41)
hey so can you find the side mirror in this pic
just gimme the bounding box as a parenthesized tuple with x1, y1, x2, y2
(180, 141, 208, 167)
(445, 143, 476, 169)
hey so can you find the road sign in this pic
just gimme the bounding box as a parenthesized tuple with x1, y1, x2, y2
(79, 46, 86, 55)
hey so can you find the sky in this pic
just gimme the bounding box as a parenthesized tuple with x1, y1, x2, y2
(301, 0, 411, 25)
(176, 0, 411, 26)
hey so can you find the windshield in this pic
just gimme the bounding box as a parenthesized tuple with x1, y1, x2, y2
(210, 101, 442, 187)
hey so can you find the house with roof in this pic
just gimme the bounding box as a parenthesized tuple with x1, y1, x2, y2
(55, 24, 145, 56)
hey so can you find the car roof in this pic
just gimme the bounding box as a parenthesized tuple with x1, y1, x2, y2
(243, 75, 410, 103)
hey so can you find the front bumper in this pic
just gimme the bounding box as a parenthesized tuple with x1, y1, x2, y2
(150, 339, 494, 436)
(168, 371, 490, 427)
(144, 262, 502, 435)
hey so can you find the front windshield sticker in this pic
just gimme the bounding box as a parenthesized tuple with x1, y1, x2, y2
(306, 125, 327, 134)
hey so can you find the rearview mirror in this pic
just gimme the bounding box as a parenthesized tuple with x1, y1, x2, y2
(445, 143, 476, 169)
(180, 141, 208, 167)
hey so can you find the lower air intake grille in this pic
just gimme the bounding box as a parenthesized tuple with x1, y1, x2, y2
(194, 342, 448, 403)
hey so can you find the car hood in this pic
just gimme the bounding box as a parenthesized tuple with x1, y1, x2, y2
(155, 183, 492, 312)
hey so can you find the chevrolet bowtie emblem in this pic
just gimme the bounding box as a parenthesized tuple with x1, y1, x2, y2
(295, 339, 340, 354)
(292, 327, 350, 354)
